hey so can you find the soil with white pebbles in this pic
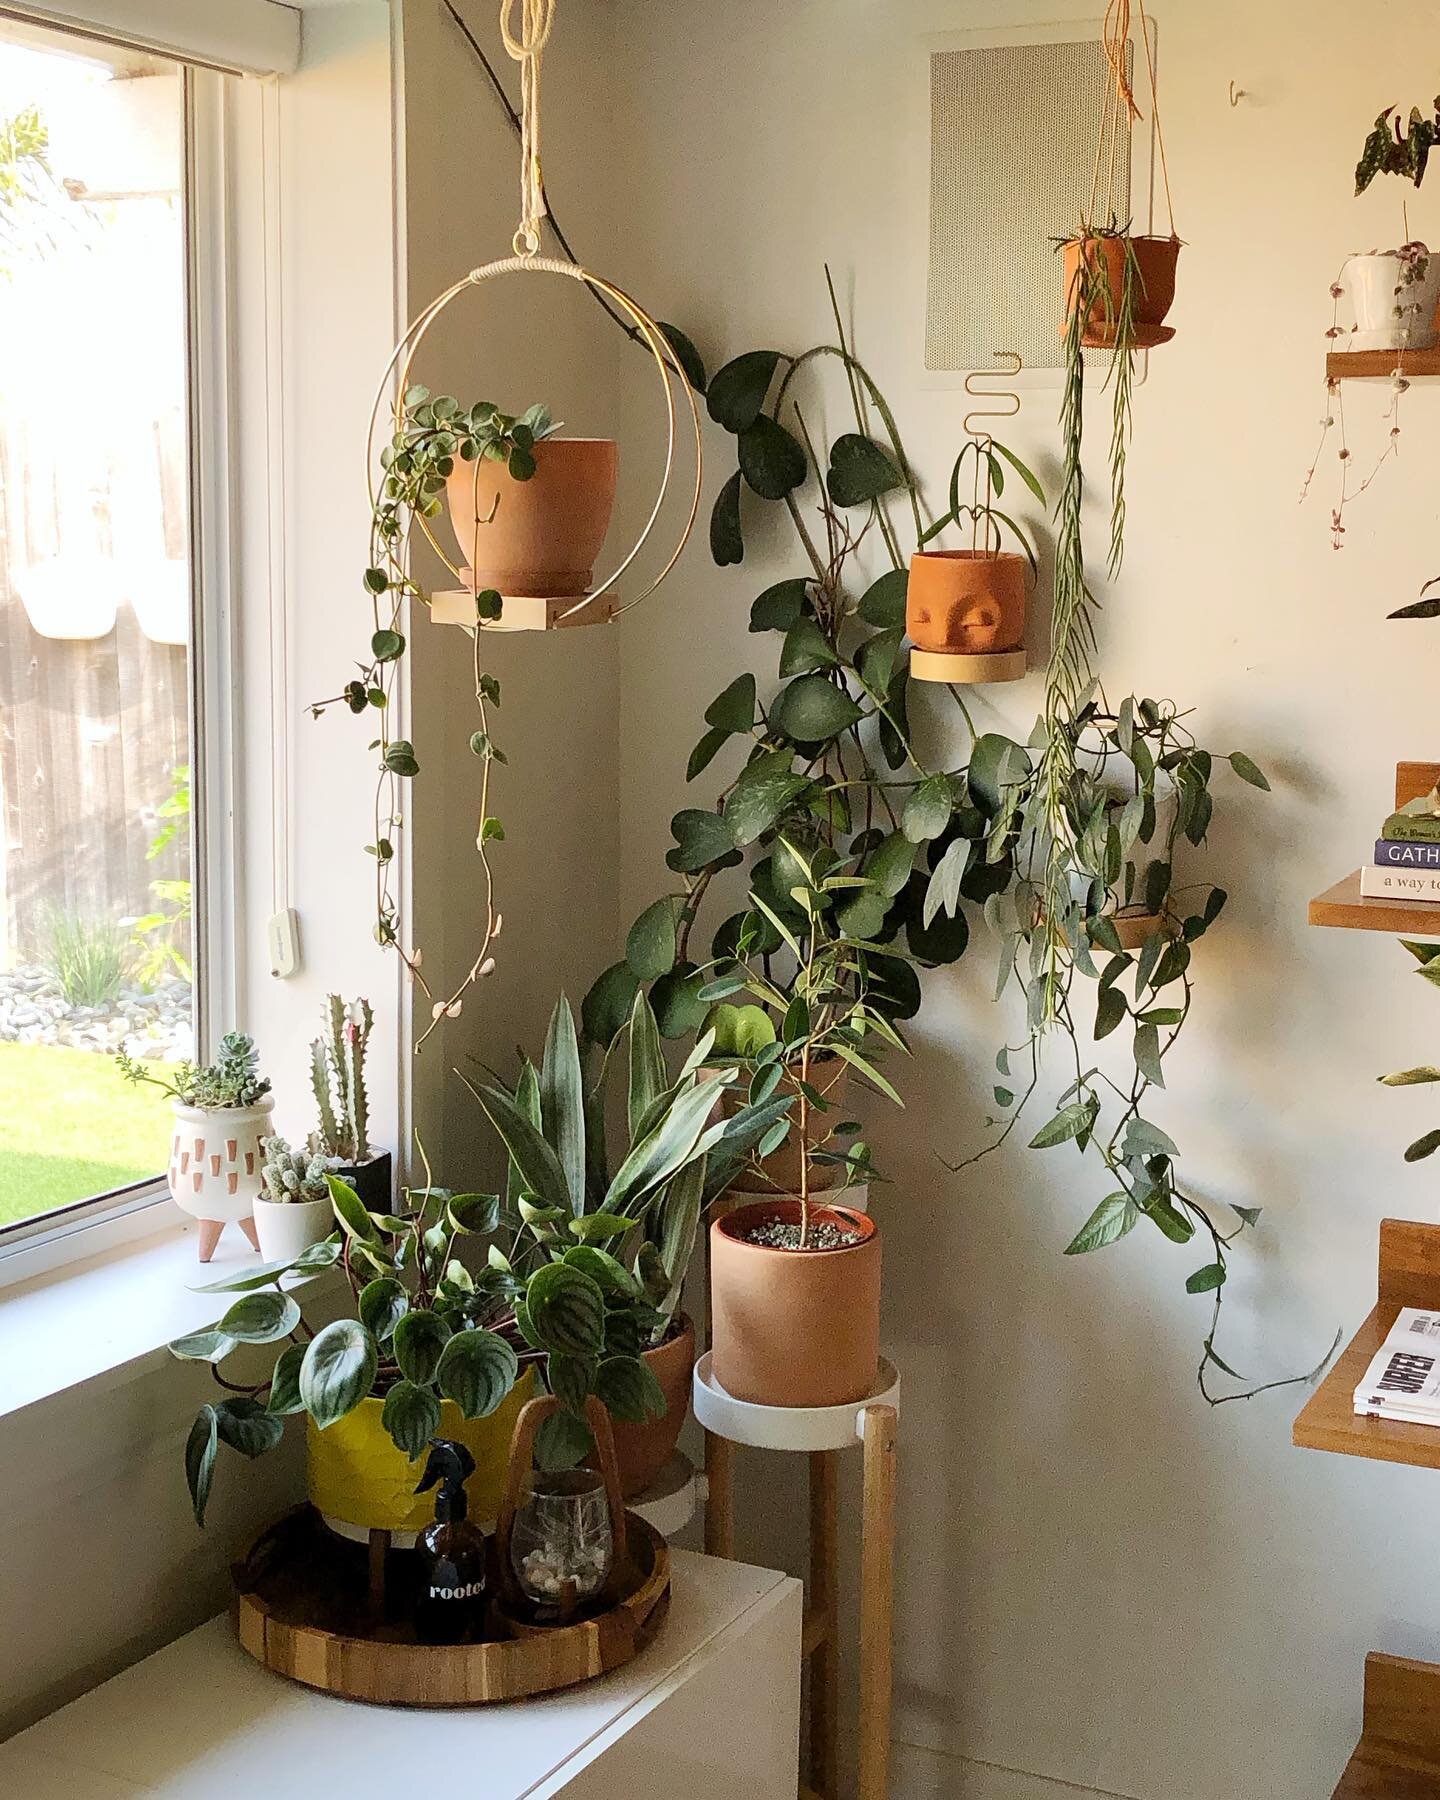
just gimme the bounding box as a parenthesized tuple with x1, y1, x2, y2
(0, 964, 193, 1061)
(741, 1217, 863, 1251)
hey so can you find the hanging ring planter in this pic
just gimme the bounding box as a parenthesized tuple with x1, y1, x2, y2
(365, 256, 702, 633)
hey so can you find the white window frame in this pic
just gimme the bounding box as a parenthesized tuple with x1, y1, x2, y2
(0, 49, 253, 1280)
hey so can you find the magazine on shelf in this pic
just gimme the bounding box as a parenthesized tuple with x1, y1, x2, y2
(1354, 1307, 1440, 1423)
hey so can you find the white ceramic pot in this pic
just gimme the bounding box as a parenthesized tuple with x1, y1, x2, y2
(1345, 248, 1440, 351)
(251, 1194, 333, 1263)
(166, 1097, 273, 1224)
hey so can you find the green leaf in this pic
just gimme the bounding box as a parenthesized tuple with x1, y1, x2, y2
(991, 440, 1046, 504)
(1095, 986, 1128, 1040)
(541, 995, 587, 1213)
(218, 1290, 301, 1345)
(549, 1351, 596, 1415)
(358, 1276, 408, 1340)
(381, 1381, 441, 1458)
(371, 628, 404, 662)
(326, 1172, 380, 1243)
(582, 961, 642, 1046)
(707, 1002, 777, 1057)
(838, 888, 890, 941)
(392, 1309, 452, 1385)
(771, 674, 863, 743)
(1228, 752, 1271, 791)
(1064, 1193, 1138, 1254)
(435, 1328, 519, 1418)
(686, 727, 730, 781)
(608, 1076, 728, 1214)
(382, 740, 419, 778)
(868, 831, 917, 898)
(705, 672, 757, 733)
(857, 569, 908, 628)
(1029, 1101, 1095, 1150)
(651, 962, 710, 1039)
(627, 989, 667, 1140)
(903, 774, 954, 843)
(596, 1354, 668, 1423)
(667, 807, 740, 872)
(751, 579, 809, 633)
(710, 470, 744, 565)
(779, 616, 839, 677)
(563, 1244, 641, 1295)
(266, 1342, 306, 1415)
(185, 1406, 218, 1526)
(527, 1263, 606, 1356)
(1132, 1022, 1165, 1088)
(1124, 1117, 1179, 1160)
(535, 1407, 594, 1472)
(968, 734, 1028, 812)
(739, 415, 808, 499)
(627, 895, 684, 981)
(299, 1319, 378, 1430)
(724, 749, 810, 845)
(568, 1211, 640, 1242)
(706, 349, 781, 432)
(169, 1329, 237, 1363)
(467, 1078, 576, 1217)
(1405, 1129, 1440, 1163)
(448, 1191, 502, 1233)
(1185, 1262, 1226, 1294)
(826, 432, 905, 506)
(658, 321, 707, 393)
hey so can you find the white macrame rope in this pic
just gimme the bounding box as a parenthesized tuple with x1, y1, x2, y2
(500, 0, 555, 256)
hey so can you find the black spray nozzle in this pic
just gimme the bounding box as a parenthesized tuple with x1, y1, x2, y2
(415, 1436, 476, 1520)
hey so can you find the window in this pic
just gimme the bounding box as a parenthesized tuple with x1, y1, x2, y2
(0, 18, 200, 1239)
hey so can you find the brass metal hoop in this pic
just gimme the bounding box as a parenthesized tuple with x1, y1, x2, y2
(366, 256, 702, 624)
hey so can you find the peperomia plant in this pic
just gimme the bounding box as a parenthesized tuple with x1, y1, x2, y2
(117, 1031, 270, 1109)
(313, 396, 560, 1049)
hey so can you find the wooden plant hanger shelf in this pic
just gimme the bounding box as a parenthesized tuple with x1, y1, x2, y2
(909, 647, 1027, 686)
(1327, 348, 1440, 380)
(1309, 762, 1440, 940)
(1294, 1221, 1440, 1797)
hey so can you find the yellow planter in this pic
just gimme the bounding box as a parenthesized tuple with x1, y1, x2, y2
(306, 1370, 533, 1534)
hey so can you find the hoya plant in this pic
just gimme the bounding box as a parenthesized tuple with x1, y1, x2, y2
(313, 396, 559, 1049)
(464, 991, 793, 1459)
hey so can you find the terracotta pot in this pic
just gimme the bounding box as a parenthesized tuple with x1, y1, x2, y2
(906, 550, 1026, 656)
(723, 1055, 850, 1195)
(443, 437, 618, 598)
(1110, 906, 1172, 952)
(1063, 235, 1181, 346)
(710, 1199, 881, 1408)
(609, 1314, 696, 1499)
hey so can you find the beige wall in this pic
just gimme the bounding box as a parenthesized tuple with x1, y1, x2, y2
(601, 2, 1440, 1795)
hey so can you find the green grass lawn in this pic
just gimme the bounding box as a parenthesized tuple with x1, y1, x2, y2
(0, 1041, 174, 1226)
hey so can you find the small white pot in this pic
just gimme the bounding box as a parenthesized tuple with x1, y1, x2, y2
(1345, 248, 1440, 351)
(251, 1194, 333, 1263)
(166, 1097, 273, 1224)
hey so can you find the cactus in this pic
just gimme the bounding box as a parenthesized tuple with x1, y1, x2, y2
(309, 994, 372, 1162)
(260, 1133, 337, 1204)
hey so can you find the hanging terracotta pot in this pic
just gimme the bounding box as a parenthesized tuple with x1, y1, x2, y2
(721, 1054, 850, 1195)
(608, 1313, 696, 1499)
(906, 550, 1026, 656)
(443, 437, 618, 598)
(1063, 235, 1181, 348)
(710, 1198, 881, 1408)
(1109, 905, 1175, 951)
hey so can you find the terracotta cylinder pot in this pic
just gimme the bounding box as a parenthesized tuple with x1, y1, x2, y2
(710, 1199, 881, 1408)
(1063, 235, 1181, 345)
(1110, 906, 1174, 952)
(723, 1055, 850, 1195)
(443, 437, 618, 598)
(906, 550, 1026, 656)
(609, 1314, 696, 1499)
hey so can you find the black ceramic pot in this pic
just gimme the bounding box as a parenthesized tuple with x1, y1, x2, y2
(334, 1150, 392, 1212)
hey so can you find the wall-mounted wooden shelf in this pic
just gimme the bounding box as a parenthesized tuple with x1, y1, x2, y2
(1330, 1653, 1440, 1798)
(1328, 348, 1440, 380)
(1294, 1220, 1440, 1469)
(1309, 872, 1440, 939)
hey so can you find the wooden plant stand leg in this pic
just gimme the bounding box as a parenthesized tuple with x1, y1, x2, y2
(704, 1429, 735, 1558)
(857, 1404, 897, 1800)
(807, 1450, 840, 1800)
(367, 1527, 391, 1621)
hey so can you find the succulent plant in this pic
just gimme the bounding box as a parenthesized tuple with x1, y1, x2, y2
(117, 1030, 270, 1109)
(310, 994, 372, 1162)
(260, 1134, 339, 1205)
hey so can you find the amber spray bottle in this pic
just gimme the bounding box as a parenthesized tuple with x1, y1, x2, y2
(413, 1437, 489, 1644)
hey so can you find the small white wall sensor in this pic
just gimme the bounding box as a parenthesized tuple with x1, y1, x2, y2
(267, 907, 301, 978)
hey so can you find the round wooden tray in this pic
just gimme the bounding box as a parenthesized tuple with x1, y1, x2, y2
(909, 646, 1027, 685)
(233, 1504, 671, 1706)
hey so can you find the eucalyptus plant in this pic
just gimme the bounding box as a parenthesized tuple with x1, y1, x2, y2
(312, 395, 559, 1048)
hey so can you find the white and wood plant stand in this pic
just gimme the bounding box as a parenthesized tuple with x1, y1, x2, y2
(693, 1352, 900, 1800)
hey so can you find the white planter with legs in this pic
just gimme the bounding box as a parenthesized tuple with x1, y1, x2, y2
(251, 1195, 333, 1263)
(1345, 248, 1440, 351)
(166, 1097, 273, 1260)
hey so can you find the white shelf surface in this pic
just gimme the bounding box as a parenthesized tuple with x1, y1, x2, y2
(0, 1550, 802, 1799)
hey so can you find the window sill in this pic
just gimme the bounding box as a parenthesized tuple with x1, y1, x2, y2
(0, 1218, 306, 1424)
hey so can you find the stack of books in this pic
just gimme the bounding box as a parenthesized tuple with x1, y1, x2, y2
(1355, 1307, 1440, 1425)
(1361, 781, 1440, 905)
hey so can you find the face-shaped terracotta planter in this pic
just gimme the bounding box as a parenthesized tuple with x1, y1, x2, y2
(1062, 235, 1181, 347)
(906, 550, 1026, 657)
(444, 437, 618, 598)
(710, 1199, 881, 1409)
